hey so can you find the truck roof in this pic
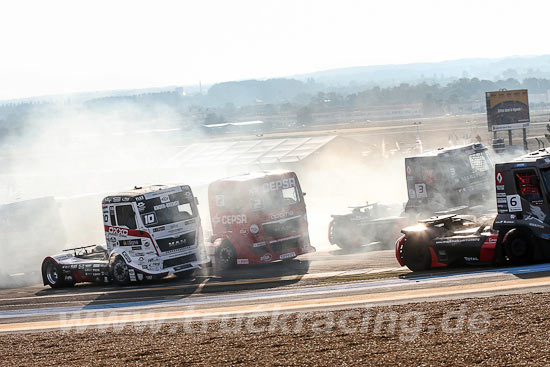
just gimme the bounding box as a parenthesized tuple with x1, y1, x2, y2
(406, 143, 487, 159)
(210, 170, 294, 184)
(102, 184, 190, 204)
(514, 148, 550, 162)
(496, 148, 550, 170)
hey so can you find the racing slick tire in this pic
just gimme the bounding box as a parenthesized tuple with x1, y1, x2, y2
(42, 258, 75, 288)
(503, 230, 534, 265)
(215, 241, 236, 272)
(109, 254, 130, 286)
(400, 236, 431, 271)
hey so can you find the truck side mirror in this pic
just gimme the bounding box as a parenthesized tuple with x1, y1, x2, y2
(195, 197, 199, 205)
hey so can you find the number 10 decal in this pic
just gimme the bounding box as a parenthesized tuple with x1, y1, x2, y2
(143, 212, 157, 225)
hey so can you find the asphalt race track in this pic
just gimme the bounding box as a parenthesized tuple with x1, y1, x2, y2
(2, 248, 550, 333)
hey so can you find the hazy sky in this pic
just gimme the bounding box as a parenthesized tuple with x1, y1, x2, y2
(1, 0, 549, 100)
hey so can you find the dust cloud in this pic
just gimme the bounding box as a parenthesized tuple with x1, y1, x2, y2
(0, 102, 212, 287)
(0, 101, 494, 288)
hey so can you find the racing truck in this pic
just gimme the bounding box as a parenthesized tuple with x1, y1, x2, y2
(207, 170, 315, 271)
(404, 143, 494, 217)
(41, 184, 209, 288)
(328, 202, 407, 250)
(396, 148, 550, 271)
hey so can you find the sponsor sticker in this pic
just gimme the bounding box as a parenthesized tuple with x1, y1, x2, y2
(279, 252, 296, 260)
(109, 227, 128, 236)
(237, 259, 249, 265)
(250, 224, 260, 234)
(262, 178, 296, 192)
(224, 215, 247, 225)
(496, 171, 504, 184)
(271, 210, 294, 220)
(137, 202, 146, 213)
(260, 253, 272, 262)
(122, 251, 131, 263)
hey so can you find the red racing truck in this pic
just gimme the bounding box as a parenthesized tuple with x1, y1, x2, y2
(207, 170, 315, 270)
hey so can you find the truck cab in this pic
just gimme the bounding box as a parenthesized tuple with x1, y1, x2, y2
(207, 170, 315, 270)
(42, 184, 209, 287)
(404, 143, 494, 216)
(493, 148, 550, 263)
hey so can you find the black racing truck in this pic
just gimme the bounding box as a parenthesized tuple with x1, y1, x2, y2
(404, 143, 494, 217)
(397, 148, 550, 271)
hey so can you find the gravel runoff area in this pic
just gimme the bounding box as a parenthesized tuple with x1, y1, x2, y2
(3, 293, 550, 366)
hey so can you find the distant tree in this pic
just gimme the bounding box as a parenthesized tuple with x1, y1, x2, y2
(297, 106, 313, 125)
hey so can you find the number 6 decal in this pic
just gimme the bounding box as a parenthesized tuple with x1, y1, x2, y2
(506, 194, 522, 212)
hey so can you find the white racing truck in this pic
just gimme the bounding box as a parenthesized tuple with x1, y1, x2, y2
(41, 185, 209, 288)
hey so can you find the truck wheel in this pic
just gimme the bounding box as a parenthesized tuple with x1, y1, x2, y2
(401, 237, 431, 271)
(504, 231, 533, 265)
(109, 255, 130, 286)
(43, 259, 67, 288)
(216, 241, 236, 272)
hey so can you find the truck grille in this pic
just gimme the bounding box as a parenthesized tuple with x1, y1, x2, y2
(262, 217, 301, 238)
(271, 238, 300, 253)
(163, 254, 197, 269)
(156, 232, 196, 252)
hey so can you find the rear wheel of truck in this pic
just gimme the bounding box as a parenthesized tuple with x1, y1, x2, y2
(42, 259, 74, 288)
(401, 237, 431, 271)
(504, 230, 533, 265)
(109, 255, 130, 286)
(216, 241, 236, 272)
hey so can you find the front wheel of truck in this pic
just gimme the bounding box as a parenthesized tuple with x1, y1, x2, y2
(216, 241, 236, 272)
(109, 255, 130, 286)
(504, 230, 534, 265)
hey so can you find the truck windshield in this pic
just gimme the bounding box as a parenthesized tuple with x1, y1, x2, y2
(540, 169, 550, 197)
(250, 185, 300, 211)
(139, 192, 196, 227)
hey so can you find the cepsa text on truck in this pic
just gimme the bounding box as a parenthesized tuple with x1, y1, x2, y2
(207, 171, 315, 270)
(41, 184, 209, 288)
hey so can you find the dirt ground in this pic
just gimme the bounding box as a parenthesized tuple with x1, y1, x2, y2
(3, 292, 550, 366)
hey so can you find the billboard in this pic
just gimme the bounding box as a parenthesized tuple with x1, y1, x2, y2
(486, 89, 530, 132)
